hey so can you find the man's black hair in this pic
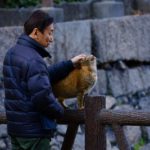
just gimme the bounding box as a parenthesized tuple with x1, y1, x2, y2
(24, 10, 53, 35)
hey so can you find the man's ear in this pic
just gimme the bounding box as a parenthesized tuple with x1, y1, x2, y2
(29, 28, 38, 40)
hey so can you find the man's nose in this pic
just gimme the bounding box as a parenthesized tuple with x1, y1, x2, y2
(49, 36, 53, 42)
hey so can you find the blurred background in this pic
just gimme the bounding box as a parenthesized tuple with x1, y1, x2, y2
(0, 0, 150, 150)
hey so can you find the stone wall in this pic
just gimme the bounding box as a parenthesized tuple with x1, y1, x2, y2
(0, 7, 64, 27)
(1, 0, 150, 28)
(0, 14, 150, 149)
(0, 0, 125, 27)
(56, 2, 92, 21)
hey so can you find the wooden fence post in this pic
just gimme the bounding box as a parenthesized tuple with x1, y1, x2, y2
(112, 124, 131, 150)
(85, 96, 106, 150)
(61, 124, 79, 150)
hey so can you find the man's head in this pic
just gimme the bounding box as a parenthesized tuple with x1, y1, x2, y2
(24, 10, 54, 47)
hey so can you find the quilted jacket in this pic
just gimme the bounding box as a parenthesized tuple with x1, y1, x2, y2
(3, 34, 74, 138)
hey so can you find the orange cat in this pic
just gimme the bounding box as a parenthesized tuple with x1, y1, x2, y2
(52, 55, 97, 109)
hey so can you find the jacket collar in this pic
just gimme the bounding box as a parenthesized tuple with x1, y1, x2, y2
(17, 34, 51, 58)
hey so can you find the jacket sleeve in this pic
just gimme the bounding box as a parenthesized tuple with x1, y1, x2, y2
(47, 60, 74, 85)
(27, 59, 64, 119)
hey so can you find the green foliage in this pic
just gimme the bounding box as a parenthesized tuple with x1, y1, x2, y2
(63, 0, 81, 2)
(4, 0, 83, 7)
(5, 0, 41, 8)
(134, 138, 145, 150)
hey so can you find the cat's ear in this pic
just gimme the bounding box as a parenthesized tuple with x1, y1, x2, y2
(74, 61, 82, 69)
(80, 59, 84, 63)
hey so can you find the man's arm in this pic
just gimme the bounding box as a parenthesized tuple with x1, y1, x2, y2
(48, 60, 74, 85)
(48, 54, 87, 85)
(27, 59, 64, 119)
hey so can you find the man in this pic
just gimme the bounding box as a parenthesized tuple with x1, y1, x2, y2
(3, 10, 86, 150)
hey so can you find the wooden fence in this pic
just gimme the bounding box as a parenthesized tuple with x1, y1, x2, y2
(1, 96, 150, 150)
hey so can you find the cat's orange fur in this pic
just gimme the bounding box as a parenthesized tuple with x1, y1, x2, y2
(52, 55, 97, 109)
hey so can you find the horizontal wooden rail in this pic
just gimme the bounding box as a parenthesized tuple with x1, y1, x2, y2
(2, 109, 150, 126)
(0, 110, 84, 125)
(57, 109, 84, 124)
(0, 109, 84, 150)
(98, 109, 150, 125)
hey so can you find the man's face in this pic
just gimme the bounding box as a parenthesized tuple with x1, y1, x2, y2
(37, 23, 54, 48)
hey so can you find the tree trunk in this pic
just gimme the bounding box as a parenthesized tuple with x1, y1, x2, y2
(0, 0, 5, 8)
(42, 0, 53, 7)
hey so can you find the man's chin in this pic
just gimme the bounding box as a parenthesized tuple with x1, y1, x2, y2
(44, 43, 49, 48)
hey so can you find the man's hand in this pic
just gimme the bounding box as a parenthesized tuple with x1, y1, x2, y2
(71, 54, 87, 68)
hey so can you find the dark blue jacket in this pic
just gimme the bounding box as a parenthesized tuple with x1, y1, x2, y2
(3, 34, 74, 138)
